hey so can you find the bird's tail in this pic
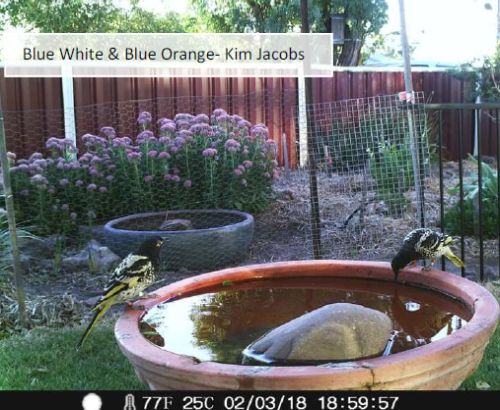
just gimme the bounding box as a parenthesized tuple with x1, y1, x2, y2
(76, 301, 112, 351)
(444, 248, 465, 268)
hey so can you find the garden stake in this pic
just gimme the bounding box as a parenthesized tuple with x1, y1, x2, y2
(301, 0, 322, 259)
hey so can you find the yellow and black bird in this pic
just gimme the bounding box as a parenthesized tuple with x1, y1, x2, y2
(76, 236, 164, 350)
(391, 228, 464, 280)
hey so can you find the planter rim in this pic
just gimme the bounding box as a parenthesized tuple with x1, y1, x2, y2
(104, 209, 254, 236)
(115, 260, 499, 382)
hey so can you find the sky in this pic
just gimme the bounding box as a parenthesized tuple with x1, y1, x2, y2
(383, 0, 498, 64)
(136, 0, 498, 65)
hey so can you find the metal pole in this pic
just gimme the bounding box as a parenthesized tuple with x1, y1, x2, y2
(282, 132, 290, 179)
(398, 0, 425, 228)
(399, 0, 413, 96)
(301, 0, 322, 259)
(0, 88, 27, 326)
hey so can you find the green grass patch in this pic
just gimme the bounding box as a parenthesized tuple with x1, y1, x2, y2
(0, 323, 143, 390)
(460, 281, 500, 390)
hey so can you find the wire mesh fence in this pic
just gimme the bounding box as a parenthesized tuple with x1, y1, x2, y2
(2, 81, 500, 352)
(1, 90, 434, 279)
(3, 90, 312, 276)
(297, 92, 433, 260)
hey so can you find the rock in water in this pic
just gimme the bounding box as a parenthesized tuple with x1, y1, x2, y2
(244, 303, 392, 363)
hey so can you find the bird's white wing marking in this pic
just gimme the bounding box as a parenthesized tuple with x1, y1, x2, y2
(415, 229, 432, 251)
(111, 254, 149, 279)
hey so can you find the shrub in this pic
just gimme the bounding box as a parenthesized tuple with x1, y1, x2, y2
(449, 41, 500, 102)
(10, 110, 279, 235)
(314, 109, 419, 173)
(367, 139, 414, 216)
(0, 197, 39, 276)
(445, 156, 498, 238)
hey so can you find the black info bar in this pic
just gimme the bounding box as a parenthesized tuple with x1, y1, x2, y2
(0, 391, 492, 410)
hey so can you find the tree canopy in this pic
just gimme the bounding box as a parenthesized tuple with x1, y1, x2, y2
(191, 0, 389, 65)
(0, 0, 121, 32)
(451, 41, 500, 102)
(1, 0, 388, 65)
(0, 0, 195, 33)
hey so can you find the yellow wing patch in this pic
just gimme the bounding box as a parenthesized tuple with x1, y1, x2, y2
(443, 247, 465, 268)
(94, 275, 141, 310)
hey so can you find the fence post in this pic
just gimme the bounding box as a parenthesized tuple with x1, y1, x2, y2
(0, 88, 27, 326)
(301, 0, 322, 259)
(282, 132, 290, 179)
(297, 74, 308, 167)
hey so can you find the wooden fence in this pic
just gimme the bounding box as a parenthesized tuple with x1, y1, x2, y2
(1, 69, 492, 166)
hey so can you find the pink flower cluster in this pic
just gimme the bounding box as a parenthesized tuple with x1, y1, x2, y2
(10, 108, 280, 231)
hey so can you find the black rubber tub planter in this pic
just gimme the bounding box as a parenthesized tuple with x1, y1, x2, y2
(103, 209, 254, 271)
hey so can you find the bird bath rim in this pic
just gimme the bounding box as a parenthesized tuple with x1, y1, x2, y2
(115, 260, 499, 390)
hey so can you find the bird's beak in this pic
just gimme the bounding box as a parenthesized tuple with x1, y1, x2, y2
(444, 236, 454, 245)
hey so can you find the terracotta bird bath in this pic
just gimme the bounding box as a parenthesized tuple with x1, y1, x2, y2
(115, 260, 499, 390)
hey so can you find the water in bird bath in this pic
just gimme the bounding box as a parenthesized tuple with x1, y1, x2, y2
(140, 277, 471, 365)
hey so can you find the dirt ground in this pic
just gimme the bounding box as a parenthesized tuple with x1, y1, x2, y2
(1, 160, 498, 330)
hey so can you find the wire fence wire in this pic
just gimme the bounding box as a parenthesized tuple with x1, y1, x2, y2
(2, 90, 434, 278)
(296, 92, 433, 260)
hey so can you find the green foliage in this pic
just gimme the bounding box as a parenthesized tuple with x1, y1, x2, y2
(449, 41, 500, 102)
(316, 110, 410, 172)
(0, 199, 38, 276)
(0, 324, 143, 389)
(10, 110, 278, 235)
(0, 0, 193, 32)
(190, 0, 301, 32)
(191, 0, 388, 65)
(457, 156, 498, 203)
(315, 126, 370, 172)
(460, 281, 500, 390)
(114, 0, 197, 33)
(192, 0, 387, 34)
(1, 0, 121, 32)
(445, 156, 499, 239)
(368, 140, 414, 216)
(315, 101, 431, 174)
(475, 42, 500, 102)
(315, 105, 431, 217)
(445, 200, 498, 239)
(327, 0, 388, 65)
(2, 0, 387, 65)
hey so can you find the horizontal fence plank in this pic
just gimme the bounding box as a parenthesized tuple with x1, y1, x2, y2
(1, 70, 497, 165)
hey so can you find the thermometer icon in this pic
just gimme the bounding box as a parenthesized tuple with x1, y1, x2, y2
(124, 394, 137, 410)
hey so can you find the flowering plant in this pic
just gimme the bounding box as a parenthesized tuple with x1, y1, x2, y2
(10, 109, 279, 234)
